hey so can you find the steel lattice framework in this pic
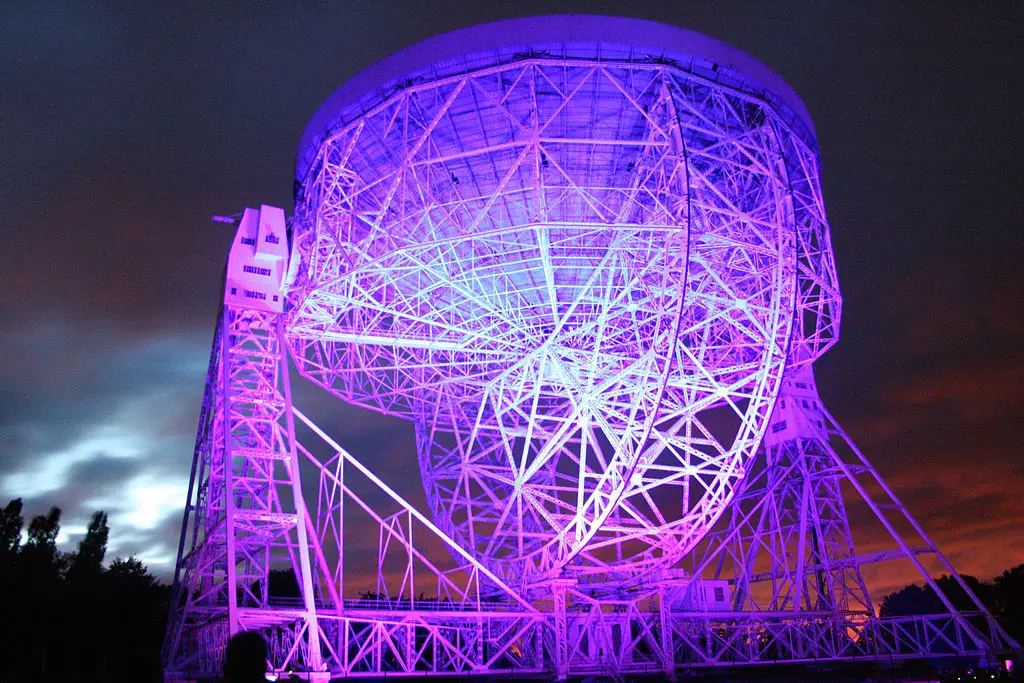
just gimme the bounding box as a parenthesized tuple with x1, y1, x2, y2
(164, 16, 1017, 682)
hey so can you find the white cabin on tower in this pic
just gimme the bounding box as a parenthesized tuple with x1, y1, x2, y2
(224, 205, 289, 313)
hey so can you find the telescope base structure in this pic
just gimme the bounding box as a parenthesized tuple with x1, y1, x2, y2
(163, 311, 1016, 681)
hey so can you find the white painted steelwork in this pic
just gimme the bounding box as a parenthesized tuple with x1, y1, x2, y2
(164, 16, 1017, 681)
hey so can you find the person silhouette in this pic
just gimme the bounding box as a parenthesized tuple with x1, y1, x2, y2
(223, 631, 268, 682)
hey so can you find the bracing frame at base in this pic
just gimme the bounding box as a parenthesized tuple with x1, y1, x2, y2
(163, 307, 1017, 680)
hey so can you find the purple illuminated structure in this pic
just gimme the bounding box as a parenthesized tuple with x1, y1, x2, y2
(164, 16, 1017, 681)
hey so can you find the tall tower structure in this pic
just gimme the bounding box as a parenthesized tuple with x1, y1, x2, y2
(164, 16, 1017, 681)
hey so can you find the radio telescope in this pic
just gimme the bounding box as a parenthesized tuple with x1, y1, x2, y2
(165, 16, 1013, 681)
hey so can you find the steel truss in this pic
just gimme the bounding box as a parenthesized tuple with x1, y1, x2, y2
(288, 57, 823, 584)
(164, 310, 1017, 679)
(165, 38, 1016, 681)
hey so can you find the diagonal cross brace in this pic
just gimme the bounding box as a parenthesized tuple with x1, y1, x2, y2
(293, 406, 538, 614)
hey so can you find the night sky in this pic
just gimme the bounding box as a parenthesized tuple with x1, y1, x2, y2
(2, 2, 1022, 596)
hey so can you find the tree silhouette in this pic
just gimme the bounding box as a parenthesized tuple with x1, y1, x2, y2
(992, 564, 1024, 643)
(0, 499, 170, 682)
(0, 497, 23, 558)
(98, 555, 168, 681)
(70, 510, 109, 581)
(23, 505, 65, 581)
(26, 505, 62, 550)
(879, 574, 992, 617)
(107, 555, 158, 586)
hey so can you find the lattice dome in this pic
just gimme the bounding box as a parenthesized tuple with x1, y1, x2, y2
(285, 17, 840, 582)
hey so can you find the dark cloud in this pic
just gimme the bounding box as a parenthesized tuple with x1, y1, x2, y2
(0, 324, 208, 574)
(25, 454, 144, 507)
(1, 324, 207, 460)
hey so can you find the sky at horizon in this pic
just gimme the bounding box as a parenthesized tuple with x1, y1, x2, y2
(1, 1, 1021, 599)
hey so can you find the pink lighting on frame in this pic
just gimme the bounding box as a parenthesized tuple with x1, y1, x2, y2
(163, 15, 1016, 681)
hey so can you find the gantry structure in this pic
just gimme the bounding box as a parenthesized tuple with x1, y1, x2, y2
(164, 15, 1017, 681)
